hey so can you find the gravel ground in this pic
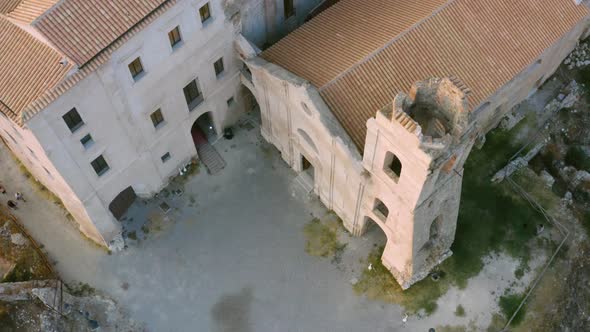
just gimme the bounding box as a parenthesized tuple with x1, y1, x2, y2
(0, 111, 544, 331)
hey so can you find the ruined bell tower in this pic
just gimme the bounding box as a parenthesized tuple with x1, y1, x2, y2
(361, 77, 478, 289)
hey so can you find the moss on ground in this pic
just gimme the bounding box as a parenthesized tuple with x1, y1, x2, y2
(0, 214, 53, 282)
(353, 246, 449, 315)
(499, 292, 527, 326)
(303, 218, 344, 257)
(455, 304, 466, 317)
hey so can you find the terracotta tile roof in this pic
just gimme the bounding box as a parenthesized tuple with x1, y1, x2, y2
(33, 0, 169, 66)
(0, 15, 72, 124)
(262, 0, 589, 152)
(262, 0, 449, 87)
(21, 0, 177, 122)
(5, 0, 58, 24)
(0, 0, 22, 14)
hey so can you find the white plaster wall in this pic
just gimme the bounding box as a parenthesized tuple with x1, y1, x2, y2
(24, 0, 245, 245)
(0, 113, 105, 246)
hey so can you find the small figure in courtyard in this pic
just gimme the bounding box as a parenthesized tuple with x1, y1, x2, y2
(7, 200, 17, 209)
(0, 185, 5, 194)
(15, 192, 25, 202)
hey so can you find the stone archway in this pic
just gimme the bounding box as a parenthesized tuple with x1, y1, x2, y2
(109, 186, 137, 220)
(191, 112, 216, 149)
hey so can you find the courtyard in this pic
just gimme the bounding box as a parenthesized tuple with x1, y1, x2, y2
(0, 94, 585, 331)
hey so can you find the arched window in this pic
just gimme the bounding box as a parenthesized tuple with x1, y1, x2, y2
(383, 151, 402, 183)
(373, 198, 389, 221)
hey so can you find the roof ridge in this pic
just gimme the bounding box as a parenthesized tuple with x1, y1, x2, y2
(318, 0, 457, 92)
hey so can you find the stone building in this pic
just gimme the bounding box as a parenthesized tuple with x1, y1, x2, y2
(0, 0, 321, 248)
(238, 0, 590, 288)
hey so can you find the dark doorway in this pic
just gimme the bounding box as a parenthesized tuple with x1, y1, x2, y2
(191, 112, 216, 149)
(109, 186, 137, 220)
(302, 155, 314, 181)
(241, 85, 259, 113)
(362, 216, 388, 246)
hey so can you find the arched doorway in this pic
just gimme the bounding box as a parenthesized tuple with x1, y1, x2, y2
(109, 186, 137, 220)
(362, 216, 388, 247)
(191, 112, 216, 149)
(241, 85, 259, 113)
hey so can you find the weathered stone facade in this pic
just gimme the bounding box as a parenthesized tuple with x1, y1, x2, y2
(237, 1, 590, 287)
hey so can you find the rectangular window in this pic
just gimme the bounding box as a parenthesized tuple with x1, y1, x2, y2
(3, 130, 17, 144)
(226, 97, 235, 108)
(183, 79, 203, 111)
(284, 0, 294, 18)
(199, 3, 211, 23)
(168, 26, 182, 48)
(43, 166, 53, 178)
(62, 108, 84, 133)
(150, 109, 165, 128)
(27, 147, 37, 159)
(128, 57, 144, 80)
(161, 152, 171, 163)
(80, 134, 94, 149)
(214, 57, 224, 77)
(91, 155, 110, 176)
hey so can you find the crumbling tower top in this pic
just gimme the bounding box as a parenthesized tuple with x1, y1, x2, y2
(381, 77, 474, 154)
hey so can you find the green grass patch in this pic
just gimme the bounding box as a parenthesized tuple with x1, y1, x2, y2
(303, 218, 343, 257)
(455, 304, 466, 317)
(353, 246, 449, 315)
(440, 124, 543, 288)
(499, 292, 527, 326)
(565, 146, 590, 171)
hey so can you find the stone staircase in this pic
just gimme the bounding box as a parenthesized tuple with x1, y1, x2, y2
(197, 143, 226, 175)
(292, 171, 314, 197)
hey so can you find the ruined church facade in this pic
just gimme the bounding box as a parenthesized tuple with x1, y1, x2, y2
(238, 0, 590, 288)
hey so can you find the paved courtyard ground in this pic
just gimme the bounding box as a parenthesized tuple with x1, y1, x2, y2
(0, 109, 558, 331)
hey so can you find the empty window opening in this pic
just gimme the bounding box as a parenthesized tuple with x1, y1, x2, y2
(227, 97, 235, 108)
(284, 0, 295, 18)
(183, 79, 203, 111)
(27, 147, 37, 160)
(91, 155, 110, 177)
(168, 26, 182, 48)
(161, 152, 171, 163)
(214, 57, 224, 77)
(80, 134, 94, 149)
(150, 109, 165, 128)
(373, 199, 389, 221)
(3, 130, 17, 144)
(128, 57, 144, 80)
(43, 166, 53, 179)
(63, 108, 84, 133)
(383, 151, 402, 182)
(199, 2, 211, 23)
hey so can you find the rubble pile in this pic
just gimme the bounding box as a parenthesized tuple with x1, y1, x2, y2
(564, 42, 590, 69)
